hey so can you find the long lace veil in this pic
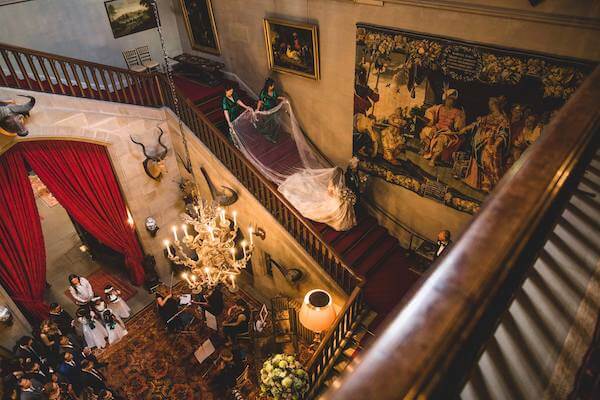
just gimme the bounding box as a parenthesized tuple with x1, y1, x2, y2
(230, 100, 355, 230)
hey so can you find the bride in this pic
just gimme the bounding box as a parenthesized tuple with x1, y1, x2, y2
(230, 85, 358, 231)
(278, 167, 357, 231)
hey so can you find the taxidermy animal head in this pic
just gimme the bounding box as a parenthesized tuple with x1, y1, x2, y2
(130, 127, 168, 181)
(0, 95, 36, 137)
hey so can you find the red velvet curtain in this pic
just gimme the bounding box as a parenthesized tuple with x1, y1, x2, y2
(0, 149, 48, 321)
(20, 141, 145, 285)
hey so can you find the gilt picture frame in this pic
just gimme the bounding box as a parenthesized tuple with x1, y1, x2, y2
(179, 0, 221, 55)
(104, 0, 158, 39)
(263, 18, 320, 80)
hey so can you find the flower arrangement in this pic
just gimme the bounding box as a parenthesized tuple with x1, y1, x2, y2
(260, 354, 309, 400)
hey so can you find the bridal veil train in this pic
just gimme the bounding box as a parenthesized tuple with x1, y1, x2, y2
(230, 99, 357, 231)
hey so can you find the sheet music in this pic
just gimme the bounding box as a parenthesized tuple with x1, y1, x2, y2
(194, 339, 215, 364)
(205, 310, 218, 331)
(179, 294, 191, 305)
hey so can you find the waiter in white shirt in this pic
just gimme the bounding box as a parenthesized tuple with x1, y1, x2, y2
(68, 274, 95, 306)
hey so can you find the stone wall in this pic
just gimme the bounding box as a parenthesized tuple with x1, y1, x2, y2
(172, 0, 600, 243)
(0, 87, 184, 288)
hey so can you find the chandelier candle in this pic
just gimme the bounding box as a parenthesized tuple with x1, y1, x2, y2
(165, 199, 255, 292)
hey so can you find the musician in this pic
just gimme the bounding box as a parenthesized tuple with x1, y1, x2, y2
(155, 290, 193, 331)
(193, 285, 225, 316)
(222, 299, 250, 345)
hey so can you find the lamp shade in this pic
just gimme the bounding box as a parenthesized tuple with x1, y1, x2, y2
(299, 289, 336, 333)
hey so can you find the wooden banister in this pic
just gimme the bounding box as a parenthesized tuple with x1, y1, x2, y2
(159, 76, 364, 292)
(321, 66, 600, 400)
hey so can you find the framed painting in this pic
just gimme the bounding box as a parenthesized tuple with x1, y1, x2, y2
(263, 18, 320, 80)
(104, 0, 158, 39)
(179, 0, 221, 55)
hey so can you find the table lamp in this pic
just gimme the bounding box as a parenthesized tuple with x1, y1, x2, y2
(299, 289, 336, 347)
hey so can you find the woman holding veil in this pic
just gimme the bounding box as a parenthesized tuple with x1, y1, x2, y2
(231, 95, 358, 231)
(255, 78, 285, 143)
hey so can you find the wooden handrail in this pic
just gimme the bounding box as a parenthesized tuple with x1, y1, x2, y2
(0, 42, 156, 78)
(0, 42, 161, 107)
(322, 66, 600, 400)
(158, 75, 364, 293)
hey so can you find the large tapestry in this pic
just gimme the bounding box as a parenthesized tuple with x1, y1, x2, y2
(353, 24, 593, 214)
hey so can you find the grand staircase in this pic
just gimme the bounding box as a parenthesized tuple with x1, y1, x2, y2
(172, 75, 423, 328)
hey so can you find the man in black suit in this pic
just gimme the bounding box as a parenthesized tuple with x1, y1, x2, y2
(17, 377, 44, 400)
(13, 337, 45, 367)
(49, 303, 76, 336)
(23, 360, 50, 386)
(58, 336, 82, 359)
(80, 359, 107, 394)
(58, 352, 82, 394)
(81, 347, 107, 369)
(435, 230, 453, 259)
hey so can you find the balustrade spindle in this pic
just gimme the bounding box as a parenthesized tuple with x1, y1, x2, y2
(58, 61, 75, 96)
(117, 73, 128, 103)
(14, 53, 32, 90)
(24, 54, 43, 91)
(69, 64, 85, 97)
(1, 50, 20, 88)
(107, 70, 120, 102)
(37, 58, 55, 94)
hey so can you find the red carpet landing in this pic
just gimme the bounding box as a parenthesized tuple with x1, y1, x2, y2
(96, 287, 260, 400)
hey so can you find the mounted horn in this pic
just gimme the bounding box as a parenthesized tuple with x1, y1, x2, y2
(0, 94, 36, 137)
(156, 126, 168, 159)
(130, 132, 169, 181)
(8, 95, 36, 116)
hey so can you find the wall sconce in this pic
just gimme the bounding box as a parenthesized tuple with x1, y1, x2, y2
(145, 216, 160, 237)
(0, 304, 13, 326)
(251, 226, 266, 241)
(299, 289, 336, 349)
(266, 254, 303, 284)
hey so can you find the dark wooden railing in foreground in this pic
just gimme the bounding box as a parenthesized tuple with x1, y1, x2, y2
(0, 41, 366, 396)
(321, 67, 600, 400)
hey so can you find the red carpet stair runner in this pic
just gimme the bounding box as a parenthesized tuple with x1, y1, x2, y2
(172, 75, 422, 330)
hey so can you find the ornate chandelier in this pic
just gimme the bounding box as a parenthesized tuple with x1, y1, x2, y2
(164, 200, 254, 293)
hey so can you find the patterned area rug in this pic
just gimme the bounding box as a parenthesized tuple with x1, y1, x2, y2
(64, 269, 137, 302)
(96, 286, 260, 400)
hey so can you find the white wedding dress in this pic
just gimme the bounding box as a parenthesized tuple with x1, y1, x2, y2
(231, 100, 357, 231)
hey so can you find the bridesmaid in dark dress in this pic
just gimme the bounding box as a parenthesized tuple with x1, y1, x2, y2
(255, 78, 285, 143)
(222, 83, 252, 137)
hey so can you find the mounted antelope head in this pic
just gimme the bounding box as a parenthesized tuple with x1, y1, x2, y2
(130, 127, 168, 181)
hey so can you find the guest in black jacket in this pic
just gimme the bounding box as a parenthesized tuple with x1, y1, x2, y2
(81, 347, 106, 369)
(48, 304, 75, 337)
(23, 361, 50, 386)
(17, 377, 44, 400)
(57, 336, 81, 360)
(57, 352, 81, 394)
(80, 359, 107, 394)
(13, 337, 45, 368)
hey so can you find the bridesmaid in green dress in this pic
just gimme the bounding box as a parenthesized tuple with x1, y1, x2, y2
(222, 84, 252, 136)
(255, 78, 285, 143)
